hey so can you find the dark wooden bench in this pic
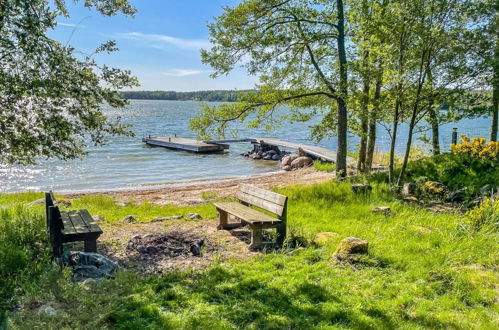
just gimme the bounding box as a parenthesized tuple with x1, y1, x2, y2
(214, 184, 287, 249)
(45, 192, 103, 258)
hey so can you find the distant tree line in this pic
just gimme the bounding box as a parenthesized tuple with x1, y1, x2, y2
(121, 90, 253, 102)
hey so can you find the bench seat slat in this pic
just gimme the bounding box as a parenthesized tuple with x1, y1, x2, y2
(236, 192, 284, 216)
(60, 212, 77, 235)
(79, 209, 103, 234)
(214, 202, 281, 224)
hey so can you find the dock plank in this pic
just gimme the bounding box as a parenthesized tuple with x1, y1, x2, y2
(143, 137, 228, 153)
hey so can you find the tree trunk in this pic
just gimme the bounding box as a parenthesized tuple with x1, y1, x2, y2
(336, 0, 348, 178)
(389, 99, 400, 186)
(428, 105, 440, 155)
(366, 69, 382, 170)
(357, 78, 370, 172)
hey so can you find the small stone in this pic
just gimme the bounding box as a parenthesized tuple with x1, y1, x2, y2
(28, 198, 45, 206)
(187, 213, 202, 220)
(402, 196, 419, 203)
(121, 215, 137, 223)
(351, 184, 372, 194)
(93, 215, 105, 222)
(82, 278, 98, 287)
(334, 237, 368, 262)
(190, 240, 204, 256)
(38, 305, 59, 316)
(371, 206, 391, 215)
(115, 201, 127, 207)
(402, 183, 417, 197)
(313, 232, 341, 246)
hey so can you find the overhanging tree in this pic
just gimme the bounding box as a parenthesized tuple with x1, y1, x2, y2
(190, 0, 350, 177)
(0, 0, 138, 165)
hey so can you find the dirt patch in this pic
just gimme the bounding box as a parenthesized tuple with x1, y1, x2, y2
(99, 219, 260, 274)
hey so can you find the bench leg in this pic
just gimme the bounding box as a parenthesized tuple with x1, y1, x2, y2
(84, 239, 97, 253)
(217, 209, 229, 230)
(248, 226, 263, 250)
(275, 222, 287, 247)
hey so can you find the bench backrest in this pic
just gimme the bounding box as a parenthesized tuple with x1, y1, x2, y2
(236, 184, 288, 219)
(45, 191, 63, 230)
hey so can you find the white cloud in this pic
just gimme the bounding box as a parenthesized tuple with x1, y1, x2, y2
(117, 32, 210, 50)
(163, 69, 206, 77)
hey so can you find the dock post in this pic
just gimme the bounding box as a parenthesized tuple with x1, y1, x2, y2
(451, 128, 458, 145)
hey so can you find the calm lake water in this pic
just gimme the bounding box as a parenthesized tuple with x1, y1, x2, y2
(0, 100, 492, 193)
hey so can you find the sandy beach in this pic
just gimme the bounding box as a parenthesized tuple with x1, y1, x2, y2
(66, 167, 335, 205)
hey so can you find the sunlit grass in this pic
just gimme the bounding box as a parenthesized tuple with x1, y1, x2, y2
(2, 181, 498, 328)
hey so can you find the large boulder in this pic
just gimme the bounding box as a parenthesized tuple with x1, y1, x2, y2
(290, 156, 313, 169)
(402, 183, 417, 197)
(334, 237, 369, 262)
(280, 155, 293, 167)
(62, 252, 119, 282)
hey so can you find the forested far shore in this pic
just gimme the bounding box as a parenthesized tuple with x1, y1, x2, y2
(121, 90, 253, 102)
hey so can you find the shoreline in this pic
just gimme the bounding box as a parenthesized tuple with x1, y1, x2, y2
(65, 167, 335, 205)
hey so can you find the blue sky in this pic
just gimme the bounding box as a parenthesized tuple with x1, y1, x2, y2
(50, 0, 257, 91)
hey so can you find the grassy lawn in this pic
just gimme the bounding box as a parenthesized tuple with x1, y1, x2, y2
(1, 181, 498, 329)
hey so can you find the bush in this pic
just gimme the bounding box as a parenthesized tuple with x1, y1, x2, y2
(0, 206, 51, 322)
(466, 198, 499, 231)
(404, 152, 499, 197)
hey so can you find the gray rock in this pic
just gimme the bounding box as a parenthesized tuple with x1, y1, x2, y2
(351, 184, 372, 194)
(271, 154, 281, 160)
(290, 156, 313, 169)
(152, 215, 183, 222)
(263, 155, 272, 160)
(250, 153, 261, 159)
(62, 252, 119, 282)
(280, 155, 292, 167)
(297, 147, 307, 157)
(122, 215, 137, 223)
(187, 213, 202, 220)
(28, 198, 45, 206)
(282, 165, 292, 171)
(402, 183, 417, 196)
(38, 305, 59, 316)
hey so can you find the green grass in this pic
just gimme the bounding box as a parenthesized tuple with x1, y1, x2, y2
(1, 182, 498, 329)
(313, 160, 336, 173)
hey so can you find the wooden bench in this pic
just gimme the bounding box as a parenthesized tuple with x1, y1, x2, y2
(45, 192, 103, 258)
(214, 185, 287, 249)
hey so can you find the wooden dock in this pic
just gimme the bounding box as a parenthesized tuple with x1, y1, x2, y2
(251, 137, 354, 165)
(143, 137, 228, 153)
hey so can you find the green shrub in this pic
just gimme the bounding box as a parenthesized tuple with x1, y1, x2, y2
(466, 198, 499, 231)
(0, 206, 52, 322)
(313, 160, 336, 172)
(404, 153, 499, 196)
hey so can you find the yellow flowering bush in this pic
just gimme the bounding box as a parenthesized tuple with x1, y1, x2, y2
(451, 135, 499, 160)
(466, 197, 499, 230)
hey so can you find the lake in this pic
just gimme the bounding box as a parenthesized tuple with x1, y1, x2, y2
(0, 100, 492, 193)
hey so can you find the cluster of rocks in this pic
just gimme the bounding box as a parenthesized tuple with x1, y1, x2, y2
(126, 231, 206, 258)
(242, 143, 290, 161)
(280, 152, 313, 171)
